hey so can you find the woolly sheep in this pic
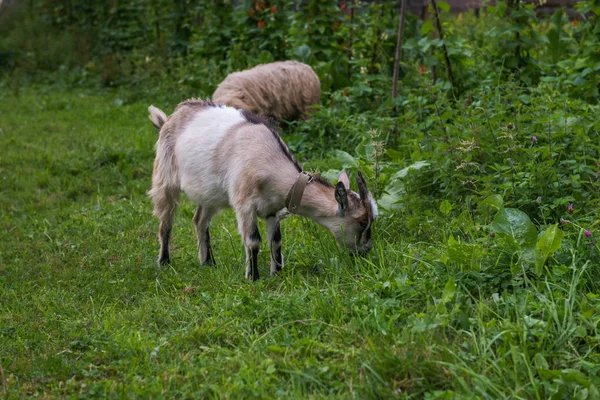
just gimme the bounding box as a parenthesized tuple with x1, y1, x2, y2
(212, 60, 321, 122)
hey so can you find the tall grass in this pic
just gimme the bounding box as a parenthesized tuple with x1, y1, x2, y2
(0, 85, 598, 398)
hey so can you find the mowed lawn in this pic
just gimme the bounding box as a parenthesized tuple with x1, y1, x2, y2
(0, 87, 598, 398)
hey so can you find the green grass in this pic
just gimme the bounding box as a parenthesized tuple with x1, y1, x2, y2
(1, 86, 599, 399)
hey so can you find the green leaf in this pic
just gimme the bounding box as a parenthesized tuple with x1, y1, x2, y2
(386, 148, 404, 162)
(573, 389, 588, 400)
(322, 169, 341, 182)
(560, 369, 591, 387)
(533, 353, 549, 371)
(441, 276, 456, 304)
(440, 200, 452, 215)
(378, 179, 405, 211)
(440, 110, 453, 120)
(293, 45, 312, 62)
(421, 21, 433, 36)
(480, 194, 504, 211)
(392, 160, 430, 179)
(551, 9, 564, 28)
(437, 1, 451, 13)
(589, 384, 600, 400)
(572, 326, 587, 338)
(490, 208, 537, 251)
(267, 345, 285, 353)
(518, 94, 531, 105)
(447, 235, 484, 271)
(574, 57, 591, 70)
(334, 150, 359, 169)
(534, 224, 564, 275)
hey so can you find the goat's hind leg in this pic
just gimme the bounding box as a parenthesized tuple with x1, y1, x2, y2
(193, 205, 216, 266)
(151, 187, 179, 266)
(236, 210, 261, 281)
(266, 215, 283, 275)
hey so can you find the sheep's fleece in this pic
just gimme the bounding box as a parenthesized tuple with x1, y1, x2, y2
(212, 60, 320, 121)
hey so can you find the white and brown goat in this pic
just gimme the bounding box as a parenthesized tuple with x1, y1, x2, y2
(148, 100, 377, 280)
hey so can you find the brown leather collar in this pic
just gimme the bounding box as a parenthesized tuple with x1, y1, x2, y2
(285, 172, 312, 213)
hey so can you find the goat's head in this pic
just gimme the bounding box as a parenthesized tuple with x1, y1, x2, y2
(327, 170, 378, 255)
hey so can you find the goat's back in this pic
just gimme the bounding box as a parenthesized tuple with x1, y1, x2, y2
(159, 104, 295, 208)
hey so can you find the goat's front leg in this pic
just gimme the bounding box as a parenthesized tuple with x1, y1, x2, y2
(236, 210, 261, 281)
(193, 205, 215, 265)
(266, 215, 283, 275)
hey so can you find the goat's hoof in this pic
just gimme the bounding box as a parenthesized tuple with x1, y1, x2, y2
(245, 272, 260, 281)
(270, 267, 282, 275)
(158, 257, 170, 266)
(270, 262, 283, 275)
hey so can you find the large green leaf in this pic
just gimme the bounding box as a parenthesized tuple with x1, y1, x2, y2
(440, 200, 452, 215)
(334, 150, 359, 169)
(378, 179, 405, 211)
(490, 208, 537, 251)
(534, 224, 564, 276)
(441, 276, 456, 304)
(421, 20, 433, 36)
(480, 194, 504, 211)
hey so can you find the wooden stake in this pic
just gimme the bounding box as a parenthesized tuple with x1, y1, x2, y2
(392, 0, 408, 101)
(431, 0, 455, 88)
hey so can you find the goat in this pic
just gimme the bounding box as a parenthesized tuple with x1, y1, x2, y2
(148, 100, 377, 281)
(212, 60, 321, 122)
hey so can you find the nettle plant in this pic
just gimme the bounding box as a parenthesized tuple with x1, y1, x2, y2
(285, 0, 347, 92)
(225, 0, 292, 70)
(483, 1, 545, 86)
(443, 195, 565, 278)
(552, 0, 600, 101)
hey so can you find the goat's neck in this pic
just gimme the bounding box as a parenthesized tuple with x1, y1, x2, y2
(291, 180, 338, 220)
(270, 163, 338, 221)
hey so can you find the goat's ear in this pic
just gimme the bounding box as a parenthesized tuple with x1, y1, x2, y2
(335, 181, 349, 212)
(356, 170, 369, 200)
(338, 170, 350, 190)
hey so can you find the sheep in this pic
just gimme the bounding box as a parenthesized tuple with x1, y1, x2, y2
(147, 100, 377, 281)
(211, 60, 321, 122)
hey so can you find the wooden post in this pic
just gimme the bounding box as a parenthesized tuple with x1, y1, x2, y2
(513, 0, 521, 60)
(431, 0, 455, 88)
(347, 2, 354, 80)
(368, 6, 385, 73)
(392, 0, 408, 101)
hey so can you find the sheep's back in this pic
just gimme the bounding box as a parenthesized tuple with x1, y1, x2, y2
(212, 61, 320, 121)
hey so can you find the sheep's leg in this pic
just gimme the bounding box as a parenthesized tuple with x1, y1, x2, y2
(266, 215, 283, 275)
(236, 210, 261, 281)
(152, 188, 179, 266)
(193, 205, 215, 265)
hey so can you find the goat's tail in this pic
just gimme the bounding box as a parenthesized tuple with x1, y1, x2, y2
(148, 105, 168, 131)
